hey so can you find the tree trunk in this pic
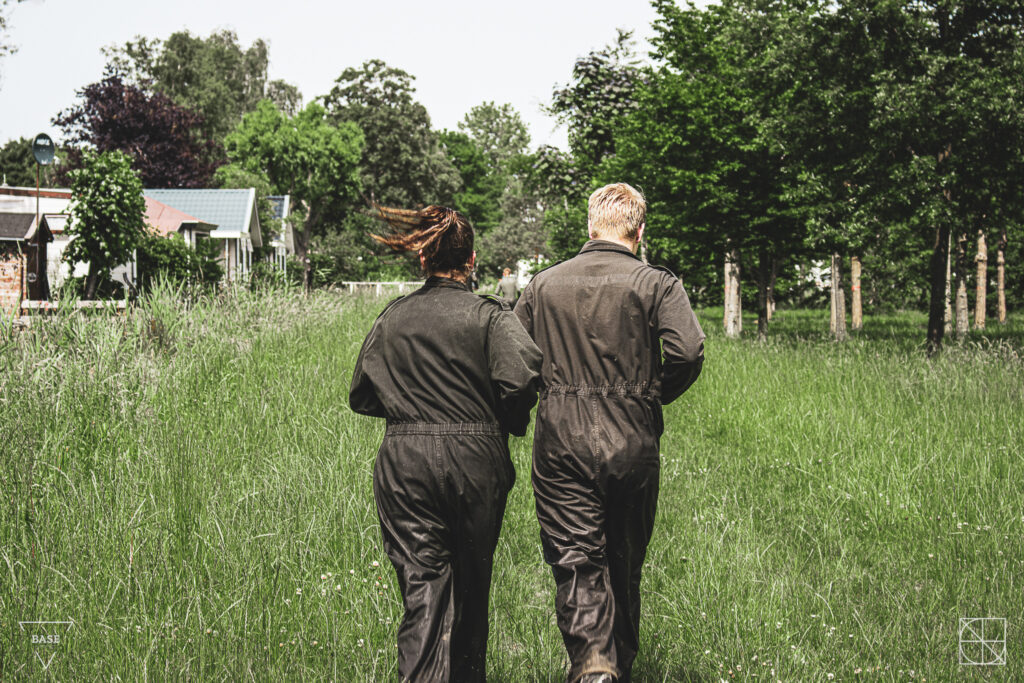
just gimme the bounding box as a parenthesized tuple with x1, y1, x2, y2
(829, 252, 847, 341)
(724, 248, 742, 338)
(756, 251, 770, 341)
(927, 225, 951, 355)
(944, 231, 952, 334)
(84, 261, 100, 300)
(954, 231, 969, 339)
(767, 257, 778, 321)
(974, 229, 987, 330)
(850, 255, 863, 331)
(997, 227, 1007, 324)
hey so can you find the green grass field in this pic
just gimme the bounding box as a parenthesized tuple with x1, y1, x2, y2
(2, 287, 1021, 681)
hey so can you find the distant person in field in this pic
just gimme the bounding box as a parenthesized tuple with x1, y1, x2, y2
(514, 183, 705, 683)
(495, 267, 519, 303)
(349, 205, 542, 682)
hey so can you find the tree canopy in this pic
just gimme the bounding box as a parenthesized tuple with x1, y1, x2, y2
(321, 59, 459, 209)
(103, 30, 302, 141)
(65, 150, 147, 299)
(53, 72, 221, 188)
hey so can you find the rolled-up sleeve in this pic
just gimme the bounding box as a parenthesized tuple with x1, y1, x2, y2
(488, 310, 543, 436)
(657, 275, 705, 405)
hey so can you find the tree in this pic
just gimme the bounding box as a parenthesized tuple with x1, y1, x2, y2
(0, 137, 61, 187)
(65, 150, 147, 299)
(321, 59, 460, 208)
(222, 100, 363, 290)
(458, 102, 531, 173)
(103, 30, 302, 141)
(604, 0, 811, 340)
(136, 232, 222, 292)
(0, 0, 27, 75)
(53, 73, 221, 188)
(548, 29, 646, 177)
(476, 174, 546, 274)
(439, 130, 504, 232)
(528, 145, 589, 262)
(864, 0, 1024, 353)
(541, 31, 646, 266)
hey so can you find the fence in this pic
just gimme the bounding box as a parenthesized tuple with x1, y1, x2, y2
(339, 281, 424, 296)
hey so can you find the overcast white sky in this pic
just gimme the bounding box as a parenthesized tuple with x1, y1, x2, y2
(0, 0, 666, 150)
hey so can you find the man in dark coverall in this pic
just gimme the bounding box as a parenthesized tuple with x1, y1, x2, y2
(515, 183, 705, 683)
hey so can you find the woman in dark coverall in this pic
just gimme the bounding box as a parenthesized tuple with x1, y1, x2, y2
(349, 206, 542, 682)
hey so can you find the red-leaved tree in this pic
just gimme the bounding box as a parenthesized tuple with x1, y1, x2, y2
(53, 71, 222, 188)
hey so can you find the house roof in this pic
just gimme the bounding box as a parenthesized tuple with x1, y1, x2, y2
(144, 188, 261, 247)
(144, 196, 216, 237)
(0, 212, 35, 240)
(0, 186, 72, 199)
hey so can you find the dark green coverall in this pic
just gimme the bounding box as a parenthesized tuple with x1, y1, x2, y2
(515, 240, 705, 682)
(350, 276, 542, 682)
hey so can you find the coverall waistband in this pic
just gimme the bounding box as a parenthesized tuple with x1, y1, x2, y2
(385, 421, 503, 436)
(542, 382, 657, 398)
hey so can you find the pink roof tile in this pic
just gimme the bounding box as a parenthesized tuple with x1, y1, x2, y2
(144, 196, 215, 237)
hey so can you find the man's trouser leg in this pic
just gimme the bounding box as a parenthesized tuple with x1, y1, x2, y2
(604, 462, 659, 683)
(533, 439, 617, 681)
(374, 430, 512, 682)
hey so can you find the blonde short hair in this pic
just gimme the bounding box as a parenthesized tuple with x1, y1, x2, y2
(588, 183, 646, 241)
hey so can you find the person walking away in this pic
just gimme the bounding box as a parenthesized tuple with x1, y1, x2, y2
(514, 183, 705, 683)
(350, 205, 542, 682)
(495, 267, 518, 303)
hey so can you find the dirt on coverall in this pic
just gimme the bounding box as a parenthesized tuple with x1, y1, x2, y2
(349, 275, 542, 683)
(514, 240, 705, 682)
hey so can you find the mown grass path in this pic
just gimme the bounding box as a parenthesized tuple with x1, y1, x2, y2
(1, 291, 1021, 681)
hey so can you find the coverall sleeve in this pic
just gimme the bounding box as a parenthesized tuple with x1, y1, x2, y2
(487, 309, 543, 436)
(348, 319, 387, 418)
(656, 274, 706, 405)
(513, 282, 535, 337)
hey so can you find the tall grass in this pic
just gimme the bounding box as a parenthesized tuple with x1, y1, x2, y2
(1, 295, 1020, 681)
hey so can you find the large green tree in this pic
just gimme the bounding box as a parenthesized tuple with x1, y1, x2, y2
(65, 150, 147, 299)
(104, 30, 302, 141)
(221, 100, 363, 290)
(439, 130, 503, 232)
(321, 59, 460, 209)
(542, 30, 647, 263)
(458, 102, 531, 174)
(864, 0, 1024, 353)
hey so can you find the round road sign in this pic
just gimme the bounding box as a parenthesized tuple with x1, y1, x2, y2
(32, 133, 55, 166)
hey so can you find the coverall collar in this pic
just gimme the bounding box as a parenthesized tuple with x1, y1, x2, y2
(580, 239, 641, 260)
(423, 275, 471, 291)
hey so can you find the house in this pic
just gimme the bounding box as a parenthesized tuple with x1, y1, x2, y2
(0, 212, 52, 316)
(144, 188, 262, 280)
(267, 195, 295, 271)
(144, 196, 216, 246)
(0, 187, 226, 305)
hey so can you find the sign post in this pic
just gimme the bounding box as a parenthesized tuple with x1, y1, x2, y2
(31, 133, 55, 231)
(27, 134, 55, 306)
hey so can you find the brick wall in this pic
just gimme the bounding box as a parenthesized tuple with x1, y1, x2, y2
(0, 243, 25, 316)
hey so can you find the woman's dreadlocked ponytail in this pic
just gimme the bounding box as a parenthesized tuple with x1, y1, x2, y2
(371, 205, 475, 278)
